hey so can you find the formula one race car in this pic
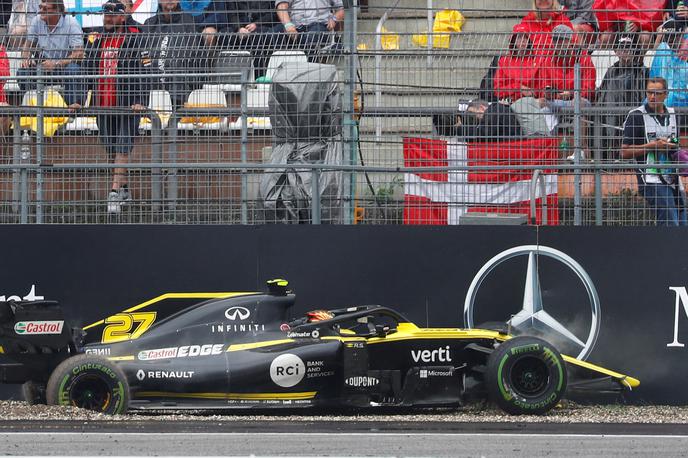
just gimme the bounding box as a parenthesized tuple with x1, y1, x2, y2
(0, 280, 639, 415)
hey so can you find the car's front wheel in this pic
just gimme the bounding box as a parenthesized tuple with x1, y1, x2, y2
(486, 336, 567, 415)
(46, 354, 129, 414)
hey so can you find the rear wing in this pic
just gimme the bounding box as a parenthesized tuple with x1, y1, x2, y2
(0, 300, 76, 383)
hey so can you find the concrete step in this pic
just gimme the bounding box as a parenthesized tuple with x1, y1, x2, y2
(362, 0, 531, 17)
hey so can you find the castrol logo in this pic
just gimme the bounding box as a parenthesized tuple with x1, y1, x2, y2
(14, 321, 64, 335)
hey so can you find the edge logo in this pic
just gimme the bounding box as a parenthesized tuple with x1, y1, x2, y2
(14, 320, 64, 335)
(225, 306, 250, 321)
(345, 376, 379, 387)
(270, 353, 305, 387)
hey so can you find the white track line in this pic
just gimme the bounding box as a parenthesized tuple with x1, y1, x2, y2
(2, 432, 688, 439)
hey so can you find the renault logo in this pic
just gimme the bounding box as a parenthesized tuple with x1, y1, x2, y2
(136, 369, 145, 381)
(225, 306, 251, 321)
(463, 245, 601, 361)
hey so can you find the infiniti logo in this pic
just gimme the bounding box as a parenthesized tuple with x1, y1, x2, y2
(225, 306, 250, 321)
(463, 245, 601, 361)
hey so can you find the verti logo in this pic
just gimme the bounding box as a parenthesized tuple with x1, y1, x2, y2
(14, 321, 63, 335)
(411, 346, 452, 363)
(225, 306, 250, 321)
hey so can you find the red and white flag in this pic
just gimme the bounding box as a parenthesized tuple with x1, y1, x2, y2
(403, 137, 560, 225)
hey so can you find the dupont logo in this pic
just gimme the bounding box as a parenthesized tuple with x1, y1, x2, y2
(345, 376, 380, 387)
(225, 306, 250, 321)
(14, 321, 64, 335)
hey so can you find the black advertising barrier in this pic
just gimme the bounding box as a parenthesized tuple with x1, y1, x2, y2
(0, 225, 685, 404)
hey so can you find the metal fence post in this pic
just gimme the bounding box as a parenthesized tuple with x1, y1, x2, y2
(167, 110, 178, 218)
(240, 69, 248, 224)
(36, 67, 44, 223)
(573, 62, 582, 226)
(150, 111, 163, 213)
(11, 115, 20, 214)
(343, 0, 357, 224)
(593, 116, 602, 225)
(311, 167, 321, 224)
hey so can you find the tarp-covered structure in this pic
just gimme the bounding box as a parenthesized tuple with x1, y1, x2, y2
(259, 62, 344, 223)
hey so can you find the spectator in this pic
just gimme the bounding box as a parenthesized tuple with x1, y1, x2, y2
(7, 0, 40, 48)
(18, 0, 85, 105)
(559, 0, 597, 45)
(596, 32, 649, 158)
(274, 0, 344, 55)
(519, 0, 575, 54)
(621, 77, 686, 225)
(179, 0, 229, 46)
(434, 100, 524, 141)
(536, 24, 596, 108)
(71, 0, 148, 214)
(143, 0, 203, 107)
(667, 0, 688, 26)
(493, 23, 539, 102)
(0, 45, 10, 136)
(649, 19, 688, 107)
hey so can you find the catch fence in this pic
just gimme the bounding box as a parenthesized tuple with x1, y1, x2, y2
(0, 1, 682, 225)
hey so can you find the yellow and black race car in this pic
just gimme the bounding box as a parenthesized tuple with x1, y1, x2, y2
(0, 280, 638, 415)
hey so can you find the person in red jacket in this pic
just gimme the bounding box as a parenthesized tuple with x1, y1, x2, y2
(534, 24, 596, 103)
(519, 0, 575, 55)
(493, 23, 540, 102)
(0, 44, 9, 135)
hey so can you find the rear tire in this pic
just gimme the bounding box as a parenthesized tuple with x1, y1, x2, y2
(486, 336, 567, 415)
(46, 354, 129, 414)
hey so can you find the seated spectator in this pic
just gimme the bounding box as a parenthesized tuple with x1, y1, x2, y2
(519, 0, 575, 54)
(596, 32, 649, 158)
(535, 24, 596, 108)
(559, 0, 597, 46)
(650, 19, 688, 107)
(434, 100, 524, 141)
(179, 0, 229, 46)
(667, 0, 688, 27)
(274, 0, 344, 55)
(143, 0, 204, 107)
(594, 0, 663, 49)
(18, 0, 84, 105)
(493, 23, 539, 102)
(7, 0, 40, 48)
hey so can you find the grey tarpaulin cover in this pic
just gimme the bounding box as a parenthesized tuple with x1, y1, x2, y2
(259, 62, 344, 223)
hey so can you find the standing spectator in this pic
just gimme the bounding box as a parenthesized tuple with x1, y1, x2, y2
(621, 77, 686, 225)
(274, 0, 344, 55)
(18, 0, 84, 105)
(596, 32, 649, 158)
(70, 0, 149, 213)
(0, 44, 10, 136)
(649, 19, 688, 107)
(143, 0, 202, 107)
(7, 0, 40, 48)
(493, 23, 540, 102)
(519, 0, 575, 54)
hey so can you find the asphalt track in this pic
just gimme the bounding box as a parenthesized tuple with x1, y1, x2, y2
(1, 422, 688, 457)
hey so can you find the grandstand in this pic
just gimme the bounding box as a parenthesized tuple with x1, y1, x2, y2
(0, 0, 683, 225)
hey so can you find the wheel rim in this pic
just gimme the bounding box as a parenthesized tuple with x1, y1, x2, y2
(509, 356, 549, 397)
(68, 374, 112, 411)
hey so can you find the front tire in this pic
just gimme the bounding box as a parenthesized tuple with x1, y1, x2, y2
(46, 354, 129, 414)
(486, 336, 567, 415)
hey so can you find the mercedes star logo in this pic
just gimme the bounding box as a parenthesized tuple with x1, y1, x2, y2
(225, 306, 251, 321)
(463, 245, 601, 360)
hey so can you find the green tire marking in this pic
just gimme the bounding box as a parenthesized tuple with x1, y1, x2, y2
(58, 374, 71, 405)
(497, 353, 513, 401)
(542, 347, 564, 391)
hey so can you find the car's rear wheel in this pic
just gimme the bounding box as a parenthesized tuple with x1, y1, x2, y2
(486, 336, 567, 415)
(46, 354, 129, 414)
(22, 381, 46, 405)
